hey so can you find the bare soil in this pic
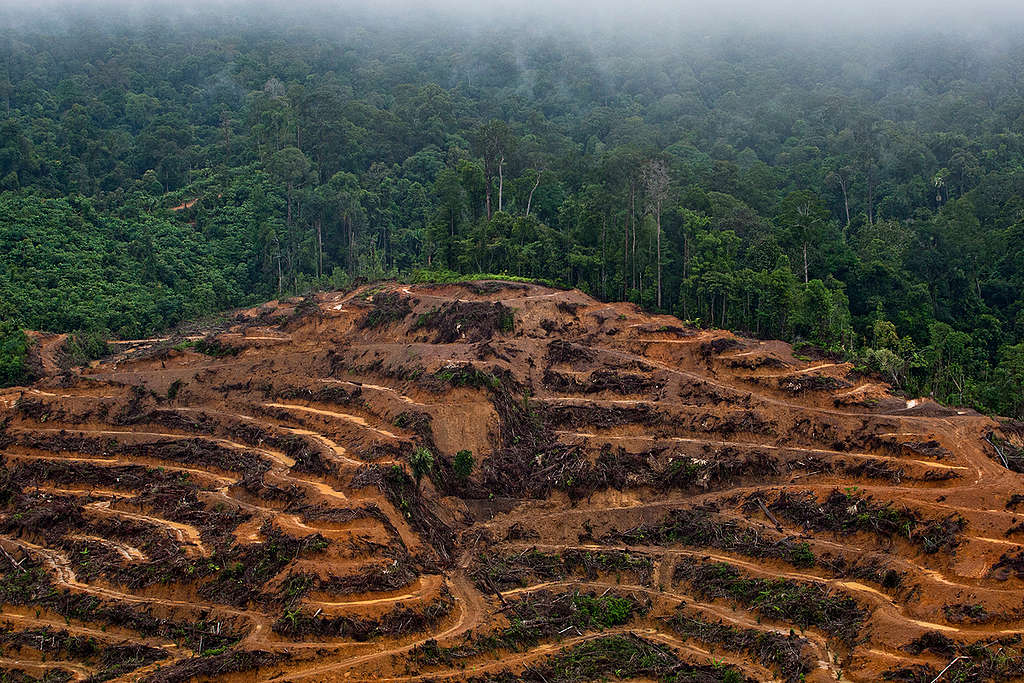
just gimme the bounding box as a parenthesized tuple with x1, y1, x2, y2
(0, 280, 1019, 682)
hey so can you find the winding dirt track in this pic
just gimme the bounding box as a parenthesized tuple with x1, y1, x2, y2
(1, 281, 1022, 682)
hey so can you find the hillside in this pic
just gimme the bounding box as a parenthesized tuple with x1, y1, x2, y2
(1, 281, 1022, 682)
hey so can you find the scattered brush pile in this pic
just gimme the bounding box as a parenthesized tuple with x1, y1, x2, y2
(668, 611, 815, 683)
(988, 549, 1024, 580)
(468, 633, 749, 683)
(542, 404, 777, 437)
(274, 383, 364, 406)
(675, 561, 866, 647)
(360, 291, 412, 329)
(478, 378, 599, 500)
(413, 300, 515, 343)
(546, 339, 595, 364)
(413, 589, 646, 667)
(273, 586, 454, 640)
(841, 459, 907, 483)
(540, 402, 662, 429)
(426, 363, 504, 391)
(0, 557, 242, 654)
(303, 557, 418, 597)
(899, 440, 952, 460)
(759, 489, 966, 554)
(483, 438, 793, 502)
(723, 355, 786, 370)
(542, 369, 663, 396)
(678, 378, 753, 407)
(883, 632, 1024, 682)
(3, 459, 202, 500)
(698, 337, 741, 360)
(606, 504, 817, 568)
(584, 445, 789, 493)
(481, 443, 590, 500)
(815, 553, 906, 593)
(197, 523, 329, 606)
(142, 649, 284, 683)
(6, 432, 271, 479)
(652, 448, 781, 490)
(352, 464, 455, 563)
(987, 430, 1024, 473)
(775, 374, 851, 394)
(942, 602, 991, 624)
(140, 481, 251, 543)
(471, 547, 653, 591)
(0, 625, 166, 681)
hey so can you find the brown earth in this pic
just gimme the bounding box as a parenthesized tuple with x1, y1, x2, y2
(1, 281, 1022, 682)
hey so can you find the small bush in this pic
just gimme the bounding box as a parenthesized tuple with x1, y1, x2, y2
(453, 450, 474, 479)
(409, 447, 435, 488)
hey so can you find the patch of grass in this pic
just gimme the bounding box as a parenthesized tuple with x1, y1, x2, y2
(407, 269, 567, 290)
(432, 364, 502, 389)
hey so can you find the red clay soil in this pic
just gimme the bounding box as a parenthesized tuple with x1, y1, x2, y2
(169, 199, 198, 212)
(1, 281, 1022, 682)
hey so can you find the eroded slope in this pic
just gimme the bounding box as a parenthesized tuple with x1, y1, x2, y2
(1, 281, 1022, 683)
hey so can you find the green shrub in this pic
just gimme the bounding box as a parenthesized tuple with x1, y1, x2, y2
(453, 450, 474, 479)
(409, 447, 435, 488)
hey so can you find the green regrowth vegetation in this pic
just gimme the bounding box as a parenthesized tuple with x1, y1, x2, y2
(669, 612, 814, 683)
(473, 548, 654, 591)
(884, 632, 1024, 682)
(453, 449, 474, 479)
(675, 561, 867, 647)
(432, 365, 503, 389)
(360, 292, 412, 329)
(408, 446, 435, 488)
(470, 634, 749, 683)
(173, 337, 242, 358)
(609, 506, 818, 568)
(407, 270, 565, 290)
(765, 489, 966, 554)
(412, 589, 646, 667)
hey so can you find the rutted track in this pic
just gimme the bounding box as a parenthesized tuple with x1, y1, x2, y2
(1, 281, 1022, 682)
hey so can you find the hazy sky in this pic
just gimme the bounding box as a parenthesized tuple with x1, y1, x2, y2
(4, 0, 1024, 38)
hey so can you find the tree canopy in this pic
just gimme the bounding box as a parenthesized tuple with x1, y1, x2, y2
(1, 9, 1023, 417)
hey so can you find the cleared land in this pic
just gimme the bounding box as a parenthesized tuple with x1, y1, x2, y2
(1, 281, 1023, 682)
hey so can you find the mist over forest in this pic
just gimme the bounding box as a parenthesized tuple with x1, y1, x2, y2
(1, 0, 1024, 418)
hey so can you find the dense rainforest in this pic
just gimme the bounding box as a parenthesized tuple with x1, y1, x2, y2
(0, 5, 1022, 417)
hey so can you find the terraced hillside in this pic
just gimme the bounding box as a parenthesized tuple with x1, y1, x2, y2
(2, 281, 1023, 682)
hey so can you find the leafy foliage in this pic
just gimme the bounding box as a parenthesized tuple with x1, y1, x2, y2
(0, 9, 1023, 417)
(0, 322, 33, 388)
